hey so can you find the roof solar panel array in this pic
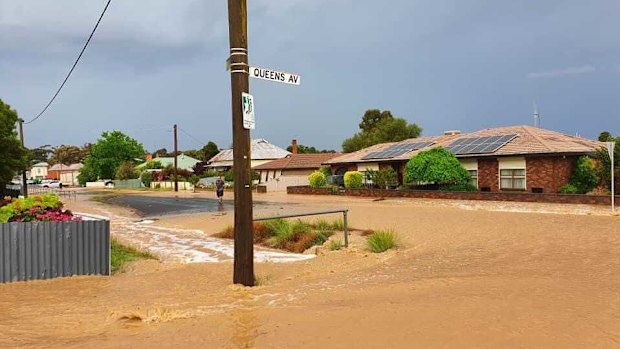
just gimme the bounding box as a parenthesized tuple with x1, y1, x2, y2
(445, 134, 517, 155)
(361, 141, 435, 160)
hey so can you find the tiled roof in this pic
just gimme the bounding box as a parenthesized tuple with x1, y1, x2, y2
(325, 125, 605, 165)
(208, 139, 290, 163)
(254, 153, 340, 170)
(48, 163, 83, 171)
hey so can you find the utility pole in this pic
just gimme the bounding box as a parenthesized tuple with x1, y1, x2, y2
(228, 0, 254, 286)
(173, 124, 179, 192)
(18, 119, 28, 198)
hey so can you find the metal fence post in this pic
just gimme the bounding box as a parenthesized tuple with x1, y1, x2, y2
(343, 210, 349, 248)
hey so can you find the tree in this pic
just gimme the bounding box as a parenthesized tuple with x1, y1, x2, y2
(80, 131, 145, 181)
(368, 168, 398, 189)
(598, 131, 613, 142)
(29, 145, 53, 164)
(404, 148, 470, 186)
(285, 144, 337, 154)
(153, 148, 170, 157)
(49, 145, 82, 165)
(596, 131, 619, 193)
(201, 141, 220, 161)
(0, 99, 28, 188)
(342, 109, 422, 153)
(115, 161, 139, 180)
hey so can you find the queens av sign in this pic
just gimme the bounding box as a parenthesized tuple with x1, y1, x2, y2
(249, 66, 300, 86)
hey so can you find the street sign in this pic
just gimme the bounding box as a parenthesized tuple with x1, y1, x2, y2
(242, 92, 255, 129)
(249, 66, 300, 85)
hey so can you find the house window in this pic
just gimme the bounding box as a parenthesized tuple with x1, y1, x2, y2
(468, 170, 478, 188)
(500, 169, 526, 190)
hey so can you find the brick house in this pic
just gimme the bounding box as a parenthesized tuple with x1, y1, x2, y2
(324, 125, 605, 193)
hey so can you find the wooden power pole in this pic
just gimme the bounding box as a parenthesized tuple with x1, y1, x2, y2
(173, 124, 179, 192)
(228, 0, 254, 286)
(18, 119, 28, 198)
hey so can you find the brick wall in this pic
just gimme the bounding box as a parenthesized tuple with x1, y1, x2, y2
(526, 156, 576, 193)
(478, 158, 499, 191)
(287, 186, 619, 205)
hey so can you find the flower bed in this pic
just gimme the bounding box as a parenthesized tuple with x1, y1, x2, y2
(0, 194, 81, 223)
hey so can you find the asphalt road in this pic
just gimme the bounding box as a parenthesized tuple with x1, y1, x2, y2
(107, 195, 288, 217)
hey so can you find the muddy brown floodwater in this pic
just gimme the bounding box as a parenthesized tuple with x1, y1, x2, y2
(1, 190, 619, 348)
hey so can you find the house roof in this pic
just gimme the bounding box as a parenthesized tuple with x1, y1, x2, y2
(254, 153, 340, 170)
(137, 154, 201, 170)
(325, 125, 605, 165)
(32, 162, 48, 167)
(208, 139, 290, 164)
(48, 163, 83, 171)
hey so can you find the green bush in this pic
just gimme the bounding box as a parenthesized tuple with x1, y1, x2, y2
(344, 171, 363, 189)
(143, 160, 163, 170)
(367, 230, 397, 253)
(319, 166, 332, 177)
(440, 183, 478, 192)
(140, 171, 153, 188)
(308, 171, 327, 188)
(559, 183, 579, 194)
(116, 161, 139, 180)
(568, 156, 598, 194)
(405, 147, 470, 186)
(223, 169, 234, 182)
(0, 194, 62, 223)
(369, 167, 398, 189)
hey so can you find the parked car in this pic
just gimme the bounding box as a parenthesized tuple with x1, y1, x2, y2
(42, 181, 63, 188)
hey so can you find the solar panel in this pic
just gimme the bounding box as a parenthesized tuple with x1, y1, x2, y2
(361, 141, 435, 160)
(445, 134, 517, 155)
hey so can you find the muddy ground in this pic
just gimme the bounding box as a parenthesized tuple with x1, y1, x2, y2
(1, 190, 619, 348)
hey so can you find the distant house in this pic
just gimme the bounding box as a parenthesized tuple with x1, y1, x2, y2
(48, 164, 83, 186)
(324, 125, 605, 194)
(207, 139, 290, 171)
(30, 162, 49, 179)
(254, 149, 339, 192)
(137, 154, 201, 172)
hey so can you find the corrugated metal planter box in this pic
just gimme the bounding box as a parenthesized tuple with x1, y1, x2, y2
(0, 214, 110, 283)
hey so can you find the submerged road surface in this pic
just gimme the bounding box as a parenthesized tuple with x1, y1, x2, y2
(107, 195, 291, 217)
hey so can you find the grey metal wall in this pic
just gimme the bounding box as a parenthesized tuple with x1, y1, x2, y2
(0, 220, 110, 283)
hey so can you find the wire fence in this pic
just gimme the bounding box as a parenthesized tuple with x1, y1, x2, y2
(27, 187, 78, 200)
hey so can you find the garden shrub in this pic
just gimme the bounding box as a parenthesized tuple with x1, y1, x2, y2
(367, 230, 397, 253)
(329, 240, 343, 251)
(567, 156, 598, 194)
(369, 167, 398, 189)
(140, 171, 153, 188)
(319, 166, 332, 178)
(405, 147, 469, 186)
(344, 171, 363, 189)
(559, 183, 579, 194)
(308, 171, 327, 188)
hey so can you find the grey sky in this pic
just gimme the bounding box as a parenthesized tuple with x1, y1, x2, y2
(1, 0, 618, 152)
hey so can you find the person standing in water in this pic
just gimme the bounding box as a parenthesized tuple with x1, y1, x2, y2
(215, 176, 225, 203)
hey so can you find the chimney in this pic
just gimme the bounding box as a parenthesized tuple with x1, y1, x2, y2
(444, 130, 462, 136)
(291, 139, 298, 154)
(145, 153, 153, 162)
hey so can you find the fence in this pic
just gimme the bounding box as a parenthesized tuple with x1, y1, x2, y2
(0, 218, 110, 283)
(28, 187, 77, 200)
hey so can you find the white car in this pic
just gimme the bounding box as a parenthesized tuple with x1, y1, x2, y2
(42, 181, 62, 188)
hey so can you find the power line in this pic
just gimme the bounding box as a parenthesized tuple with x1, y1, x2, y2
(178, 127, 206, 147)
(25, 0, 112, 125)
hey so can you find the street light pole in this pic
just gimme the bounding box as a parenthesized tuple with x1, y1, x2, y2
(18, 119, 28, 198)
(228, 0, 254, 286)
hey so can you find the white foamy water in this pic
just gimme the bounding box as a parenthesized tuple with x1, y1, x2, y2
(96, 208, 315, 264)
